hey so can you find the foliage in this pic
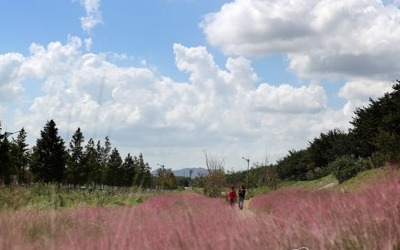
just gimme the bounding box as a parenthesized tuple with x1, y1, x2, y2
(378, 82, 400, 154)
(83, 138, 102, 186)
(375, 130, 400, 163)
(122, 153, 139, 186)
(368, 152, 386, 169)
(224, 168, 246, 186)
(248, 163, 279, 190)
(133, 153, 152, 187)
(273, 81, 400, 182)
(30, 120, 67, 184)
(65, 128, 86, 186)
(0, 119, 152, 188)
(9, 129, 30, 184)
(330, 156, 364, 183)
(349, 98, 383, 158)
(276, 149, 312, 181)
(154, 166, 177, 190)
(201, 153, 225, 197)
(0, 137, 11, 185)
(106, 148, 123, 186)
(263, 165, 279, 190)
(351, 81, 400, 160)
(175, 176, 191, 187)
(308, 128, 353, 171)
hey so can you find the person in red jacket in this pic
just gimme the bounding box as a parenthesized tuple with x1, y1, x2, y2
(228, 186, 237, 207)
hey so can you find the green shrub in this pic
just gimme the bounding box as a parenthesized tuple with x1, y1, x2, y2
(331, 156, 359, 183)
(354, 157, 373, 171)
(370, 152, 387, 168)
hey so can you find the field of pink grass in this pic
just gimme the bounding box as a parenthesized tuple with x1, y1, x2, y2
(1, 170, 399, 250)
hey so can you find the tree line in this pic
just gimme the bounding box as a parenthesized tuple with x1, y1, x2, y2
(0, 120, 152, 187)
(224, 80, 400, 190)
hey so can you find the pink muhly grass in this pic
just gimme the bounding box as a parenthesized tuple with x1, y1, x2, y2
(102, 193, 269, 250)
(250, 170, 400, 249)
(0, 193, 273, 250)
(1, 172, 399, 249)
(0, 207, 110, 250)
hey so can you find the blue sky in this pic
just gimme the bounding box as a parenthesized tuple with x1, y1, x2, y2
(1, 0, 399, 171)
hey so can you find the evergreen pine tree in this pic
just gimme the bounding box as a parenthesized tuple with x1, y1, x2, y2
(30, 120, 67, 184)
(106, 148, 123, 186)
(66, 128, 85, 186)
(9, 128, 30, 184)
(0, 123, 12, 185)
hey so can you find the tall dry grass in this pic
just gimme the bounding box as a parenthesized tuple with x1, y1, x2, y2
(1, 170, 399, 250)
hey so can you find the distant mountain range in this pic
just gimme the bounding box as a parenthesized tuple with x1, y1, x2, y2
(151, 167, 208, 177)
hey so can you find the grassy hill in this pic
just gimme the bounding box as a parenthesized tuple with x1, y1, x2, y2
(298, 167, 393, 191)
(250, 166, 397, 198)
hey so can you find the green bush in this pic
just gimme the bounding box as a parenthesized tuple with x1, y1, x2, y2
(370, 152, 387, 168)
(354, 157, 373, 171)
(331, 156, 359, 183)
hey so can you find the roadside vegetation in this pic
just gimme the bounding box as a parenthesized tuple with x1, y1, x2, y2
(0, 185, 153, 210)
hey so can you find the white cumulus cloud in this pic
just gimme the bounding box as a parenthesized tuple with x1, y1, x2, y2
(0, 37, 347, 167)
(201, 0, 400, 80)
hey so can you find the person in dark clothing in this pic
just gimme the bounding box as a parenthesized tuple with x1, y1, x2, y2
(238, 185, 246, 210)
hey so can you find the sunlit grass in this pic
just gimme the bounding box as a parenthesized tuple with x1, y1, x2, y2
(338, 167, 389, 192)
(277, 174, 338, 190)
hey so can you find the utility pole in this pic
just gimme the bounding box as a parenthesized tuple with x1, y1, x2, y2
(242, 157, 250, 188)
(156, 164, 165, 190)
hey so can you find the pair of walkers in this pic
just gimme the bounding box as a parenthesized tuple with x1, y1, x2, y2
(228, 185, 246, 210)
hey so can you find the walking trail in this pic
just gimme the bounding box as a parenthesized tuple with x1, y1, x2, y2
(236, 198, 255, 217)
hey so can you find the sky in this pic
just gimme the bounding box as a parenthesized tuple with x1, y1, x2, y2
(1, 0, 400, 172)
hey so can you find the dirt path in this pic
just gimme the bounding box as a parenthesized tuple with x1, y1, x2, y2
(319, 180, 339, 189)
(236, 198, 255, 217)
(243, 198, 251, 210)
